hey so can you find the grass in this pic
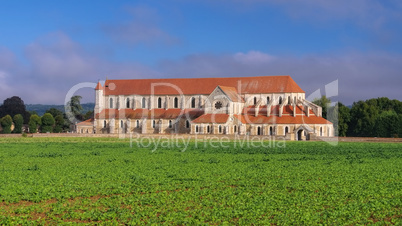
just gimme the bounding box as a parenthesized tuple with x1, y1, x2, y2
(0, 137, 401, 224)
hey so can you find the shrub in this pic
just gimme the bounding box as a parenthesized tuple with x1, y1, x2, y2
(0, 115, 13, 134)
(13, 114, 23, 133)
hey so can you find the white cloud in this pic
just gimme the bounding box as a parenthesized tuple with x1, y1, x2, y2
(0, 32, 160, 104)
(234, 51, 274, 64)
(102, 5, 178, 46)
(159, 50, 402, 105)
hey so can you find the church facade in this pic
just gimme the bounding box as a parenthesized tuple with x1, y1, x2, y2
(76, 76, 333, 140)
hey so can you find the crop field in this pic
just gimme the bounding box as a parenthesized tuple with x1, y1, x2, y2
(0, 137, 401, 224)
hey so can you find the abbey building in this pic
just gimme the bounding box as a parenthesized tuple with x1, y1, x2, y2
(76, 76, 333, 140)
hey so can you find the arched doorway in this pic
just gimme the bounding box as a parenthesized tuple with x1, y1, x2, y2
(297, 129, 303, 141)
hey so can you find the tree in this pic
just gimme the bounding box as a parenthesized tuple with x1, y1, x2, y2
(67, 95, 83, 122)
(0, 96, 31, 123)
(1, 115, 13, 134)
(83, 110, 94, 121)
(46, 108, 63, 118)
(313, 96, 331, 119)
(29, 114, 41, 133)
(54, 115, 65, 133)
(374, 111, 402, 138)
(348, 101, 379, 137)
(337, 103, 351, 137)
(41, 113, 55, 133)
(13, 114, 24, 133)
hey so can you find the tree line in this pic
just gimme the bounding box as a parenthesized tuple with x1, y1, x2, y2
(314, 96, 402, 138)
(0, 96, 93, 134)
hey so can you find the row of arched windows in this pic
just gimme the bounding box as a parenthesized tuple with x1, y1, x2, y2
(252, 96, 301, 105)
(109, 97, 198, 109)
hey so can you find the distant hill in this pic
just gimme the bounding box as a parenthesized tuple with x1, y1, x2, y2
(26, 103, 95, 116)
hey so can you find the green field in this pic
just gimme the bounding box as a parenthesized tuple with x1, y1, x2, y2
(0, 137, 401, 224)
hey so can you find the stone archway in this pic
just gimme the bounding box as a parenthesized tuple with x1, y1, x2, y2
(294, 125, 313, 141)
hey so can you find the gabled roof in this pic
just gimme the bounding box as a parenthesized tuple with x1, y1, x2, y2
(218, 86, 244, 102)
(102, 75, 304, 96)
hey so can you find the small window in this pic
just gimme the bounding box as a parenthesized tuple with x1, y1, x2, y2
(257, 126, 261, 135)
(285, 126, 289, 134)
(121, 120, 124, 128)
(234, 125, 237, 133)
(158, 97, 162, 108)
(110, 98, 113, 108)
(254, 97, 257, 105)
(126, 98, 130, 108)
(294, 97, 296, 104)
(169, 120, 172, 128)
(269, 126, 273, 135)
(267, 96, 270, 105)
(191, 97, 196, 108)
(320, 127, 323, 136)
(219, 125, 222, 133)
(207, 125, 210, 133)
(142, 98, 146, 108)
(104, 120, 107, 128)
(195, 125, 199, 133)
(136, 120, 140, 128)
(278, 96, 282, 105)
(186, 120, 190, 128)
(174, 97, 178, 108)
(288, 96, 291, 104)
(153, 120, 156, 128)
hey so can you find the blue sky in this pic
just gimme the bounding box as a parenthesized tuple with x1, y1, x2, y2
(0, 0, 401, 105)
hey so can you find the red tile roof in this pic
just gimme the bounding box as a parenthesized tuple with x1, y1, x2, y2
(103, 75, 304, 96)
(239, 115, 332, 125)
(95, 81, 103, 90)
(219, 86, 244, 102)
(191, 114, 229, 124)
(77, 118, 94, 126)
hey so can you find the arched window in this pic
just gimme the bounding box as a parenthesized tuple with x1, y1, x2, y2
(109, 98, 113, 108)
(191, 97, 196, 108)
(104, 120, 107, 128)
(288, 96, 291, 104)
(267, 96, 270, 105)
(269, 126, 273, 135)
(169, 120, 172, 128)
(126, 98, 130, 108)
(136, 120, 140, 128)
(279, 96, 282, 105)
(186, 120, 190, 128)
(254, 97, 257, 105)
(207, 125, 210, 133)
(285, 126, 289, 134)
(142, 98, 146, 108)
(234, 125, 237, 133)
(257, 126, 261, 135)
(219, 125, 222, 133)
(195, 125, 199, 133)
(320, 127, 323, 136)
(158, 97, 162, 108)
(153, 120, 156, 128)
(174, 97, 178, 108)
